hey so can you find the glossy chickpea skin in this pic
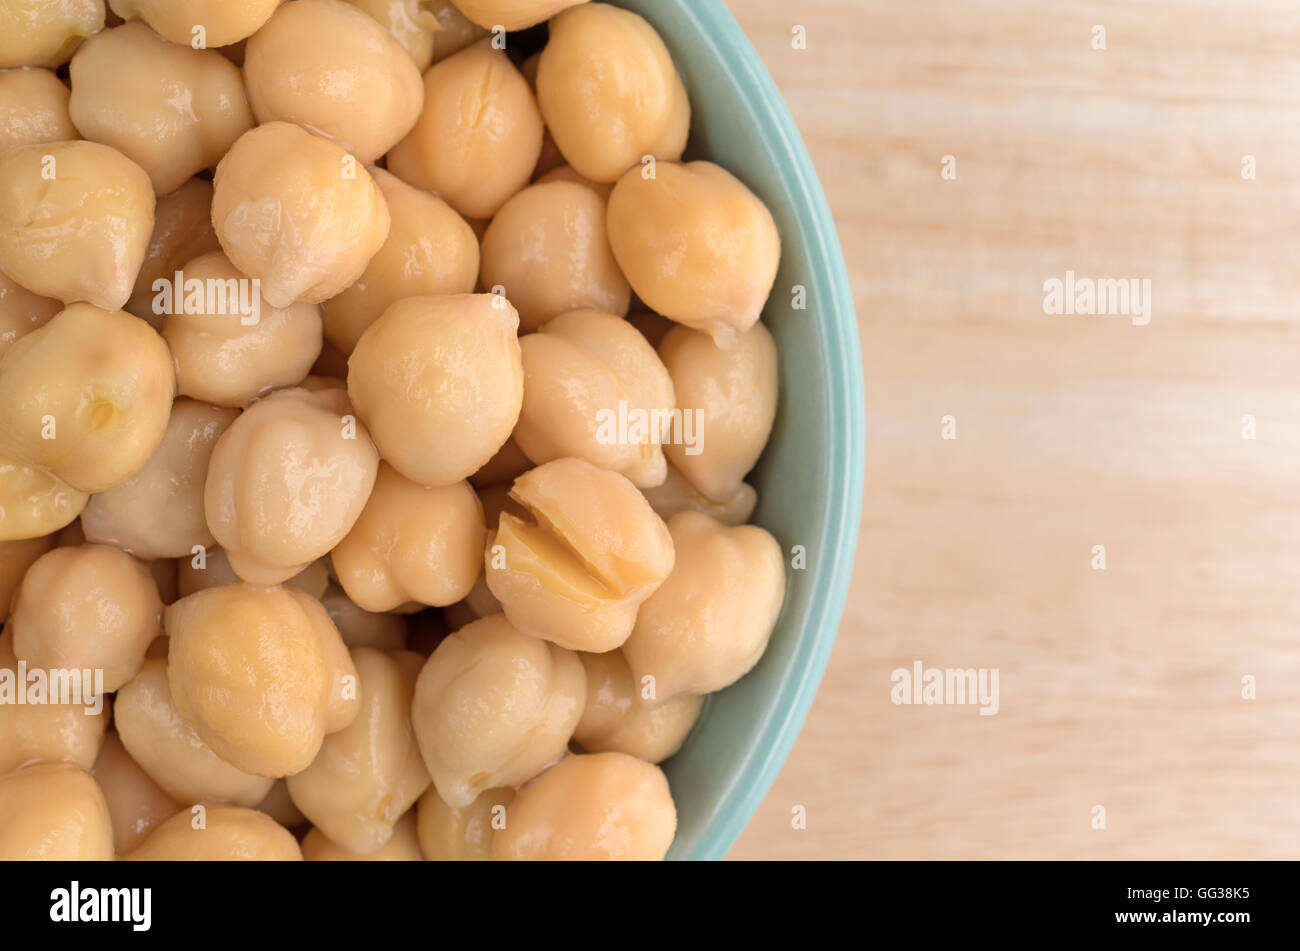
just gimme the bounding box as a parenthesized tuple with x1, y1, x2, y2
(0, 269, 60, 362)
(411, 613, 585, 808)
(108, 0, 282, 47)
(0, 305, 174, 494)
(538, 4, 690, 184)
(287, 649, 430, 854)
(607, 161, 781, 348)
(449, 0, 583, 31)
(91, 732, 182, 855)
(0, 67, 77, 151)
(126, 804, 302, 860)
(0, 142, 155, 312)
(347, 294, 523, 488)
(332, 464, 485, 612)
(323, 169, 478, 354)
(0, 454, 87, 541)
(176, 547, 328, 599)
(163, 251, 323, 408)
(245, 0, 423, 164)
(81, 399, 238, 560)
(0, 763, 114, 860)
(165, 583, 360, 777)
(574, 650, 703, 763)
(485, 458, 674, 652)
(10, 544, 162, 691)
(204, 387, 378, 584)
(342, 0, 438, 70)
(212, 122, 391, 309)
(114, 659, 274, 806)
(515, 308, 674, 487)
(0, 0, 104, 68)
(624, 511, 785, 703)
(416, 785, 513, 860)
(659, 322, 778, 501)
(428, 0, 488, 63)
(641, 462, 758, 527)
(125, 178, 222, 329)
(480, 183, 631, 332)
(0, 630, 108, 774)
(304, 810, 422, 860)
(493, 752, 676, 860)
(387, 41, 542, 220)
(69, 23, 254, 196)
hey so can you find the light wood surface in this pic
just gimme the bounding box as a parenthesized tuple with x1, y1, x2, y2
(723, 0, 1300, 859)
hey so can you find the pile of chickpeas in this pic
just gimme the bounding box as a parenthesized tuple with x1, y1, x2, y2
(0, 0, 786, 862)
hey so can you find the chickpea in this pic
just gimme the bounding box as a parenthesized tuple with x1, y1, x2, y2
(535, 163, 612, 200)
(416, 785, 513, 860)
(448, 0, 583, 31)
(0, 533, 54, 615)
(0, 454, 87, 541)
(204, 387, 379, 585)
(81, 399, 238, 560)
(624, 512, 785, 703)
(165, 583, 359, 776)
(480, 183, 631, 332)
(254, 779, 305, 829)
(340, 0, 437, 70)
(10, 544, 161, 691)
(0, 763, 114, 860)
(607, 161, 781, 349)
(493, 752, 675, 860)
(69, 23, 253, 196)
(114, 659, 273, 805)
(303, 810, 422, 860)
(410, 613, 585, 808)
(428, 1, 488, 63)
(485, 458, 674, 652)
(387, 40, 542, 220)
(90, 731, 181, 854)
(126, 803, 302, 860)
(322, 169, 479, 355)
(515, 309, 674, 487)
(124, 178, 222, 330)
(162, 251, 323, 408)
(469, 436, 531, 490)
(287, 648, 430, 853)
(0, 630, 108, 774)
(574, 650, 703, 763)
(320, 584, 407, 649)
(347, 294, 523, 488)
(0, 142, 155, 312)
(244, 0, 423, 165)
(0, 268, 60, 362)
(0, 67, 77, 151)
(331, 464, 484, 612)
(658, 321, 777, 501)
(0, 0, 104, 68)
(108, 0, 282, 48)
(641, 462, 758, 527)
(0, 304, 174, 494)
(211, 121, 391, 309)
(176, 547, 329, 599)
(538, 4, 689, 184)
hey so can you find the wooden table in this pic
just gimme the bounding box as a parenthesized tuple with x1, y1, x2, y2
(723, 0, 1300, 859)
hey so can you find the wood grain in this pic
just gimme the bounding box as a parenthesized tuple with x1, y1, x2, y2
(722, 0, 1300, 859)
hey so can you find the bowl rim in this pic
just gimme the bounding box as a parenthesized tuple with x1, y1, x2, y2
(667, 1, 866, 859)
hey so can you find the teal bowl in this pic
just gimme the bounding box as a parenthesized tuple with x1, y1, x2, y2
(609, 0, 866, 858)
